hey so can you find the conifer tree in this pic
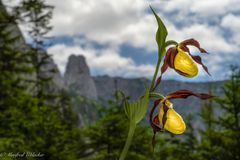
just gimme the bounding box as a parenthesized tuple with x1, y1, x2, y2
(0, 1, 87, 159)
(198, 66, 240, 160)
(213, 66, 240, 159)
(14, 0, 55, 105)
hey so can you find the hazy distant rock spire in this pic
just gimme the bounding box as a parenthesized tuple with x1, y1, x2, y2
(64, 55, 98, 99)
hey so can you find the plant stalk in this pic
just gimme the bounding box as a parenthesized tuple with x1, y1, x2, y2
(150, 54, 162, 91)
(150, 40, 177, 91)
(119, 122, 136, 160)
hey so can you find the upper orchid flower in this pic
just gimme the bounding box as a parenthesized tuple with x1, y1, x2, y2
(161, 38, 210, 78)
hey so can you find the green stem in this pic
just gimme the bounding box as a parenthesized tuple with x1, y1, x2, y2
(150, 40, 177, 91)
(119, 122, 136, 160)
(149, 92, 165, 99)
(150, 55, 161, 91)
(165, 40, 178, 47)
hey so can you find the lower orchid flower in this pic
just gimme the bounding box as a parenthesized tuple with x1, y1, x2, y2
(151, 90, 214, 138)
(158, 99, 186, 134)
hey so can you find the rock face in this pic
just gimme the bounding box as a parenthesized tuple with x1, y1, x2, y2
(39, 51, 65, 92)
(93, 75, 149, 101)
(0, 0, 26, 48)
(63, 55, 98, 126)
(94, 76, 223, 103)
(64, 55, 97, 99)
(0, 0, 63, 94)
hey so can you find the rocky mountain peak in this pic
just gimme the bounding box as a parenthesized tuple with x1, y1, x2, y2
(64, 54, 97, 99)
(65, 55, 90, 75)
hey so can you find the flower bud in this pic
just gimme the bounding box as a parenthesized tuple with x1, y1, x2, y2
(158, 101, 186, 134)
(174, 47, 198, 77)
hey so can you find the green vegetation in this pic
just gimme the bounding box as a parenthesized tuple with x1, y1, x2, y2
(0, 1, 85, 159)
(82, 97, 159, 160)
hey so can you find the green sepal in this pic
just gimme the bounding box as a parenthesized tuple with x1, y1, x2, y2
(124, 89, 149, 124)
(150, 6, 168, 59)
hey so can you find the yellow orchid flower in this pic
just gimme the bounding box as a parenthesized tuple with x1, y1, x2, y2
(158, 100, 186, 134)
(150, 90, 214, 136)
(174, 46, 198, 77)
(158, 38, 210, 80)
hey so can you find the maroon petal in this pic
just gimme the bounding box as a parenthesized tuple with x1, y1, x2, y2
(152, 133, 157, 151)
(154, 99, 161, 106)
(150, 99, 163, 149)
(161, 47, 172, 73)
(150, 99, 161, 130)
(189, 54, 211, 76)
(179, 45, 190, 53)
(153, 47, 177, 90)
(162, 102, 169, 128)
(153, 77, 162, 91)
(153, 115, 159, 125)
(166, 89, 214, 100)
(169, 47, 178, 68)
(181, 38, 208, 53)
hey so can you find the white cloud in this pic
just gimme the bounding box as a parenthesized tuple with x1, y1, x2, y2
(47, 44, 155, 78)
(47, 0, 150, 46)
(221, 14, 240, 32)
(4, 0, 239, 53)
(221, 14, 240, 46)
(154, 0, 240, 17)
(190, 0, 231, 16)
(3, 0, 239, 80)
(167, 23, 238, 53)
(45, 0, 239, 53)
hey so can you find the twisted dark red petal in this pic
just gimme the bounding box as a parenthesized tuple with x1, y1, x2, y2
(161, 48, 172, 73)
(150, 99, 162, 132)
(169, 47, 177, 68)
(153, 47, 177, 90)
(153, 115, 159, 125)
(166, 89, 214, 100)
(189, 54, 211, 76)
(162, 102, 169, 129)
(179, 45, 190, 53)
(181, 38, 208, 53)
(150, 99, 162, 150)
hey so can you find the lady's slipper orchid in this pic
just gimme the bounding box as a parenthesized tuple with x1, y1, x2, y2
(150, 90, 214, 144)
(158, 100, 186, 134)
(154, 39, 210, 89)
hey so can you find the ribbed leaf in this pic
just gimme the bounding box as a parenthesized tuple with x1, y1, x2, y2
(150, 6, 168, 59)
(124, 89, 149, 124)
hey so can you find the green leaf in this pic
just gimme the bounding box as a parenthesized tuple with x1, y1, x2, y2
(150, 6, 168, 59)
(124, 89, 149, 124)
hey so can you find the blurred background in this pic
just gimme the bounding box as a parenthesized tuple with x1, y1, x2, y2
(0, 0, 239, 159)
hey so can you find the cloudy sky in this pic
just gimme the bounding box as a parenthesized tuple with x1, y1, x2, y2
(4, 0, 240, 81)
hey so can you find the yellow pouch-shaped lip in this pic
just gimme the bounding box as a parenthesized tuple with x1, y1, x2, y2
(158, 106, 186, 134)
(174, 47, 198, 78)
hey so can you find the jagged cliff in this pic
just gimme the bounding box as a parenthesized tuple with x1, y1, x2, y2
(64, 55, 97, 99)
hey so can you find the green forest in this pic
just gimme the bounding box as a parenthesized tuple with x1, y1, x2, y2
(0, 0, 239, 159)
